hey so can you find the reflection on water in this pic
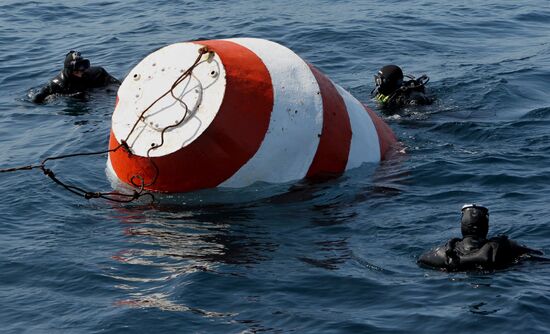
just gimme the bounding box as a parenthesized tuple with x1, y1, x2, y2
(115, 292, 233, 317)
(103, 165, 406, 326)
(107, 203, 278, 314)
(297, 238, 351, 270)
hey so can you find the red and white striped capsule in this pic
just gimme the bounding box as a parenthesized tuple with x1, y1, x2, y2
(107, 38, 397, 193)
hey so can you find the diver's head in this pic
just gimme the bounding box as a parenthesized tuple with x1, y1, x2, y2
(64, 51, 90, 77)
(374, 64, 404, 95)
(460, 204, 489, 238)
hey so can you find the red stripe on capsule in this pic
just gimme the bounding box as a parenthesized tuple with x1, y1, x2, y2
(306, 65, 352, 178)
(363, 104, 397, 160)
(109, 40, 274, 192)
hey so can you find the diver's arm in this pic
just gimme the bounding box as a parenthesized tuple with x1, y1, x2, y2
(89, 67, 121, 86)
(405, 91, 434, 106)
(418, 238, 460, 270)
(418, 246, 448, 268)
(32, 82, 59, 103)
(506, 238, 543, 256)
(100, 67, 121, 85)
(106, 72, 121, 85)
(461, 237, 543, 268)
(32, 73, 69, 103)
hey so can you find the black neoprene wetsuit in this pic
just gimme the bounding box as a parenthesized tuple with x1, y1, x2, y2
(418, 235, 543, 271)
(374, 77, 433, 107)
(32, 67, 120, 103)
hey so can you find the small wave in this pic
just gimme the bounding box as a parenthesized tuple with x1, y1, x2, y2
(520, 107, 550, 119)
(515, 11, 550, 23)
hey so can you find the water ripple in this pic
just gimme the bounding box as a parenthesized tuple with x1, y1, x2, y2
(2, 0, 550, 333)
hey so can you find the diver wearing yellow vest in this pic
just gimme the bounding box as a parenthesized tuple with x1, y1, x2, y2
(372, 64, 433, 108)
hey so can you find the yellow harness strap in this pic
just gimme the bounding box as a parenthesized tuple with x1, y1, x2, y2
(375, 93, 390, 104)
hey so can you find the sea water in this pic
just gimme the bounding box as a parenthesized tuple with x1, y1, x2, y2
(1, 1, 550, 333)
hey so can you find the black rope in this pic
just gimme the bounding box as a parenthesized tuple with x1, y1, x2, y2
(129, 46, 208, 188)
(123, 47, 209, 144)
(0, 47, 211, 204)
(0, 164, 42, 173)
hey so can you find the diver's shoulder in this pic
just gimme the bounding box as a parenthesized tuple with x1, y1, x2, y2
(51, 71, 67, 86)
(43, 71, 69, 93)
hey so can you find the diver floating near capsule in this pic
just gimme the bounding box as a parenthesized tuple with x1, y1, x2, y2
(372, 64, 434, 108)
(31, 50, 120, 103)
(418, 204, 544, 271)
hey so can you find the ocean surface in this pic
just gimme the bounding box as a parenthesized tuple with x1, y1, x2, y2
(1, 0, 550, 333)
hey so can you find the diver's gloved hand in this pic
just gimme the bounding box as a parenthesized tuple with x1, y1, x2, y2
(444, 238, 461, 270)
(68, 91, 86, 99)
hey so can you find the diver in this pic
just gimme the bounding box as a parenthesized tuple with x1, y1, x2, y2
(31, 50, 120, 103)
(418, 204, 544, 271)
(372, 64, 433, 108)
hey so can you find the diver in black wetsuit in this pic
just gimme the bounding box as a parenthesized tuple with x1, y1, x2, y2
(418, 204, 543, 271)
(372, 64, 433, 108)
(32, 51, 120, 103)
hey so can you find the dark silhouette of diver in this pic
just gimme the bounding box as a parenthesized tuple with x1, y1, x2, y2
(32, 51, 120, 103)
(418, 204, 544, 271)
(372, 64, 433, 108)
